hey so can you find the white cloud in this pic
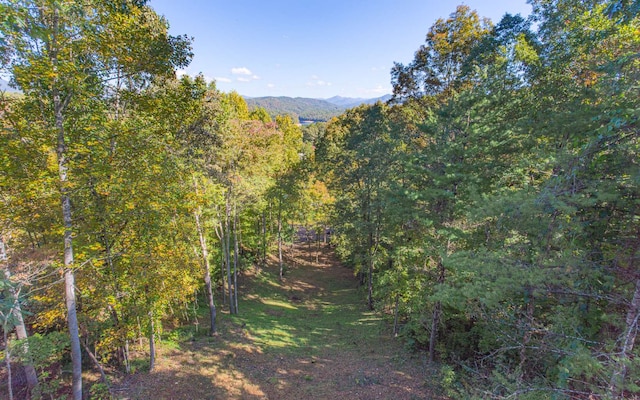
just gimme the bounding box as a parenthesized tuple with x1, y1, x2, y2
(364, 85, 388, 95)
(231, 67, 252, 75)
(176, 69, 188, 78)
(307, 76, 332, 87)
(215, 77, 232, 83)
(230, 68, 260, 82)
(203, 75, 215, 84)
(267, 83, 275, 88)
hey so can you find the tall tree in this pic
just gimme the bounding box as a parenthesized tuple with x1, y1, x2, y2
(0, 0, 191, 395)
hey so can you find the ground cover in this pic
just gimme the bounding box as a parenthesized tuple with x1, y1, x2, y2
(110, 243, 447, 399)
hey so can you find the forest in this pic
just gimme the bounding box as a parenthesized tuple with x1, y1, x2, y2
(0, 0, 639, 399)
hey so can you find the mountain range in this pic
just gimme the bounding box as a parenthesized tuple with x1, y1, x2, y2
(325, 95, 392, 108)
(0, 77, 389, 123)
(245, 94, 392, 123)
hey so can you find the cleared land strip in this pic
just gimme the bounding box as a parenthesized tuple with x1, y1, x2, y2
(115, 243, 445, 400)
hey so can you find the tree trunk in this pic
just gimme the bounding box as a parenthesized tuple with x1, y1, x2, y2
(81, 341, 108, 386)
(393, 294, 400, 337)
(124, 340, 131, 374)
(261, 212, 267, 267)
(192, 177, 216, 334)
(278, 209, 284, 281)
(137, 316, 143, 347)
(367, 230, 374, 311)
(217, 221, 228, 306)
(225, 192, 235, 314)
(428, 301, 441, 364)
(519, 286, 535, 382)
(195, 209, 217, 334)
(12, 310, 39, 392)
(428, 259, 445, 364)
(3, 322, 13, 400)
(2, 266, 38, 391)
(233, 203, 240, 315)
(367, 257, 374, 311)
(315, 229, 320, 264)
(54, 86, 82, 400)
(47, 6, 82, 396)
(148, 312, 156, 372)
(609, 277, 640, 398)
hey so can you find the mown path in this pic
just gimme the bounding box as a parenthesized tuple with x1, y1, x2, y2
(115, 242, 444, 399)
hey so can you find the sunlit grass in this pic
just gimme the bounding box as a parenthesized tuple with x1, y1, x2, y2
(124, 246, 436, 400)
(260, 298, 298, 310)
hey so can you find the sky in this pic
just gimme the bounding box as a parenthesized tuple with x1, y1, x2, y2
(149, 0, 532, 99)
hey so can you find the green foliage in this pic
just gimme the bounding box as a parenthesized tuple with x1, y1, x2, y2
(88, 382, 112, 400)
(226, 91, 250, 120)
(321, 1, 640, 398)
(11, 332, 69, 370)
(11, 332, 69, 399)
(249, 106, 272, 123)
(391, 5, 492, 100)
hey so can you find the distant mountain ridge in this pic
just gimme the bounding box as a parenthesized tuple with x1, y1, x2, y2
(244, 94, 391, 122)
(325, 94, 392, 109)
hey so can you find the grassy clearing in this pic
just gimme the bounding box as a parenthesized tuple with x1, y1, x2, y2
(113, 244, 446, 400)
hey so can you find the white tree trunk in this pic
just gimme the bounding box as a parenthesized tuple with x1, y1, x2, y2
(54, 86, 82, 400)
(196, 210, 217, 334)
(278, 212, 283, 281)
(3, 322, 13, 400)
(149, 312, 156, 372)
(233, 205, 240, 315)
(225, 191, 235, 314)
(3, 268, 38, 391)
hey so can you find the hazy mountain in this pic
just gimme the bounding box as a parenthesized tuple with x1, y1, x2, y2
(325, 94, 392, 108)
(245, 94, 392, 122)
(325, 96, 368, 107)
(244, 96, 344, 122)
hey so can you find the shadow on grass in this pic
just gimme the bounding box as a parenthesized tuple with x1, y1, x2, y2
(113, 243, 439, 399)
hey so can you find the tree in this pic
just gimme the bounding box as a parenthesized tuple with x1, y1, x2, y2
(391, 5, 492, 101)
(317, 103, 397, 310)
(0, 0, 191, 395)
(321, 2, 640, 397)
(249, 106, 272, 123)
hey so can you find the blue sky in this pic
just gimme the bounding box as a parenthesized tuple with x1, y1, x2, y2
(150, 1, 532, 99)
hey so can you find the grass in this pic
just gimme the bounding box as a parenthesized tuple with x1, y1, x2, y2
(111, 243, 446, 400)
(225, 254, 382, 356)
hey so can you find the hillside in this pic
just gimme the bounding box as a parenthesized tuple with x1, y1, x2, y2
(325, 94, 392, 109)
(244, 95, 391, 122)
(245, 96, 343, 122)
(114, 241, 443, 399)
